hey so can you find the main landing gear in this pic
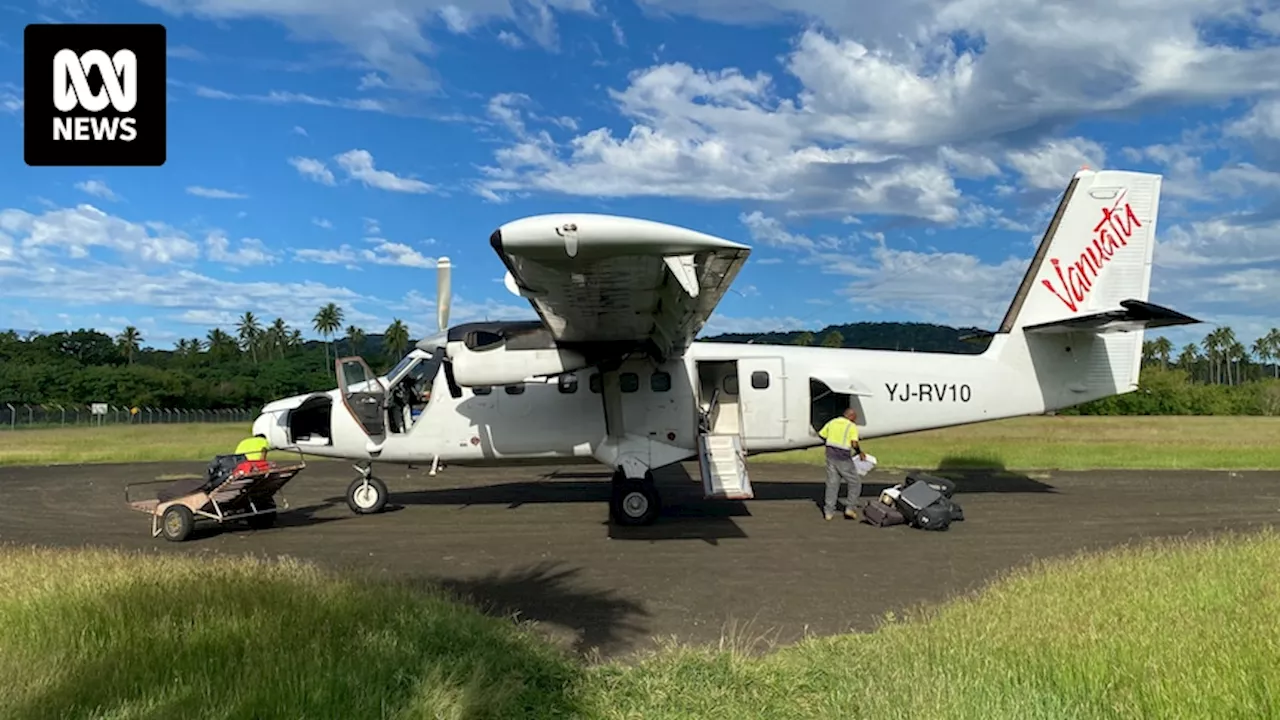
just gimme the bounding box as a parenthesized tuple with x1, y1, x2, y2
(609, 470, 661, 526)
(346, 462, 388, 514)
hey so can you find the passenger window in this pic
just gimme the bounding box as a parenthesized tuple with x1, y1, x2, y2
(620, 372, 639, 393)
(723, 374, 739, 394)
(504, 384, 524, 395)
(589, 373, 601, 393)
(651, 371, 671, 392)
(558, 374, 578, 393)
(473, 386, 492, 396)
(751, 371, 769, 389)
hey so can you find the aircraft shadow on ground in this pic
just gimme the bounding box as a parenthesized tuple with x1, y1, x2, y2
(360, 458, 1055, 544)
(414, 561, 652, 659)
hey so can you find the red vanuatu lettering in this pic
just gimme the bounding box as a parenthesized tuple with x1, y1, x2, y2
(1040, 192, 1141, 312)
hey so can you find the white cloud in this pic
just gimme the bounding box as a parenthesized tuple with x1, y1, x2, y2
(75, 180, 119, 202)
(138, 0, 598, 91)
(476, 68, 972, 222)
(473, 4, 1279, 223)
(186, 186, 249, 199)
(1156, 216, 1280, 269)
(312, 217, 334, 229)
(0, 204, 199, 265)
(167, 44, 205, 60)
(289, 151, 434, 193)
(292, 237, 437, 269)
(0, 89, 21, 114)
(292, 125, 308, 136)
(288, 156, 336, 185)
(205, 232, 279, 266)
(1005, 138, 1106, 191)
(737, 210, 1029, 327)
(186, 82, 397, 114)
(335, 149, 436, 194)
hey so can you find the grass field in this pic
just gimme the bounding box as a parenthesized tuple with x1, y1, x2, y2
(3, 529, 1279, 719)
(0, 415, 1277, 469)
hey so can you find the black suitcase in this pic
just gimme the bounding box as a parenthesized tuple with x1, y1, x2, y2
(862, 502, 905, 527)
(905, 472, 956, 498)
(894, 480, 943, 523)
(914, 501, 952, 531)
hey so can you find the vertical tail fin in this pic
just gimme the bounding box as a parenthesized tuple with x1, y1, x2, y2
(990, 168, 1198, 409)
(998, 168, 1163, 333)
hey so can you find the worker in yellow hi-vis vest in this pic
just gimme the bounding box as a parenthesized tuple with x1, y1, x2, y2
(818, 408, 867, 521)
(234, 434, 269, 462)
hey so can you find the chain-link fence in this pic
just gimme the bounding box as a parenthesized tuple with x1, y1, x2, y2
(0, 404, 257, 429)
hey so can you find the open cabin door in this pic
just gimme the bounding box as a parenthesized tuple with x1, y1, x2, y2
(337, 356, 386, 439)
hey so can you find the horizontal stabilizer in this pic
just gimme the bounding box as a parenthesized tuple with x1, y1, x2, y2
(1020, 299, 1200, 335)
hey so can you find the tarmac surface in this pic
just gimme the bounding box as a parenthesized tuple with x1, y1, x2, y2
(2, 460, 1278, 661)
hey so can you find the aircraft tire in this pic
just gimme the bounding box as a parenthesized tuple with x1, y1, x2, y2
(161, 505, 194, 542)
(610, 477, 660, 526)
(346, 476, 388, 514)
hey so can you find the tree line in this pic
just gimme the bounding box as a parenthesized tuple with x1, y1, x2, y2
(0, 304, 415, 410)
(1, 310, 1277, 414)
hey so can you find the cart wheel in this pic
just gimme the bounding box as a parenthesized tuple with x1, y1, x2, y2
(346, 476, 388, 514)
(161, 505, 194, 542)
(246, 498, 277, 529)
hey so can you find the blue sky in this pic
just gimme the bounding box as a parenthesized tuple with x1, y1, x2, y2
(1, 0, 1278, 353)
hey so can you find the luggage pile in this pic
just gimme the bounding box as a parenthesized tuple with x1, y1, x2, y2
(862, 472, 964, 531)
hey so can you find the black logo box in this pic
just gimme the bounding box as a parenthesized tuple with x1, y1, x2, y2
(24, 23, 166, 167)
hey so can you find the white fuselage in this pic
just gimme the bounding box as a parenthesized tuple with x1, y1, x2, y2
(253, 326, 1119, 469)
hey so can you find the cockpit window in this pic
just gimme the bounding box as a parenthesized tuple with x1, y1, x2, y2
(386, 353, 418, 381)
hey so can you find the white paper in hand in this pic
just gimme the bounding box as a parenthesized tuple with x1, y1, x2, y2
(853, 453, 877, 477)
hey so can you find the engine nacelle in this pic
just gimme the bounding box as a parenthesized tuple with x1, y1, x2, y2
(447, 341, 591, 386)
(442, 321, 596, 386)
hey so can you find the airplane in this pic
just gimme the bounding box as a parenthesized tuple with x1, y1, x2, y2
(251, 167, 1200, 526)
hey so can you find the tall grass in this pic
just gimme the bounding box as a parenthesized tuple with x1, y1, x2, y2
(0, 547, 585, 719)
(3, 416, 1279, 469)
(4, 530, 1280, 719)
(759, 415, 1280, 470)
(589, 529, 1280, 719)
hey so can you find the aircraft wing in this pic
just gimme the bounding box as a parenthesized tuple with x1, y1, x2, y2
(490, 213, 750, 362)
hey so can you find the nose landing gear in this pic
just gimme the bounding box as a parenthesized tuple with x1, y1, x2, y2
(346, 462, 388, 514)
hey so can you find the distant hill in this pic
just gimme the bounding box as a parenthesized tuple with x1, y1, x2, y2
(701, 321, 992, 354)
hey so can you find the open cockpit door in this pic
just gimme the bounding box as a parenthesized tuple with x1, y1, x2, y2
(336, 356, 386, 439)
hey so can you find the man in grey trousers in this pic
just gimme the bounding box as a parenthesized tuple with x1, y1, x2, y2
(817, 407, 867, 520)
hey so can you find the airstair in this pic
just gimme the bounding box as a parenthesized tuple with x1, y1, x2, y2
(698, 432, 753, 500)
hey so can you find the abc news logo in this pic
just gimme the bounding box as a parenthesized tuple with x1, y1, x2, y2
(25, 23, 166, 167)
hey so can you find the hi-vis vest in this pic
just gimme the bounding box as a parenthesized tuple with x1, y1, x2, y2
(234, 436, 269, 461)
(819, 417, 858, 460)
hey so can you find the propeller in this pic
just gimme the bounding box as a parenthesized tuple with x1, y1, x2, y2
(437, 256, 452, 333)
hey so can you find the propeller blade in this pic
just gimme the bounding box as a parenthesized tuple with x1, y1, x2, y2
(437, 256, 451, 333)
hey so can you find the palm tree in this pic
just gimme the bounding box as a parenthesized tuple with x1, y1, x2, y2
(346, 325, 366, 356)
(313, 303, 344, 374)
(206, 327, 238, 361)
(1202, 328, 1224, 384)
(268, 318, 289, 359)
(384, 319, 410, 357)
(1176, 344, 1199, 376)
(116, 326, 142, 364)
(1257, 328, 1280, 379)
(237, 311, 262, 363)
(1152, 336, 1173, 370)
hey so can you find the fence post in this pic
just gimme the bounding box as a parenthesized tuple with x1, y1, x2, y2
(6, 403, 13, 430)
(26, 405, 33, 425)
